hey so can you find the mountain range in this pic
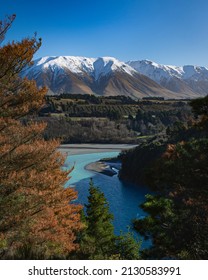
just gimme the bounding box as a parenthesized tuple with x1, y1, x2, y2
(128, 60, 208, 97)
(22, 56, 208, 99)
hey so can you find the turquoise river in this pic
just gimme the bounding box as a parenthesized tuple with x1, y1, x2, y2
(64, 151, 151, 248)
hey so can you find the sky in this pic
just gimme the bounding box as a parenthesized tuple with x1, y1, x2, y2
(1, 0, 208, 66)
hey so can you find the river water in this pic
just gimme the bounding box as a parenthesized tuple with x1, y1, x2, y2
(64, 151, 150, 248)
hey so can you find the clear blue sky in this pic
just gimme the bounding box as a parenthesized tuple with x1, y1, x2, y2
(1, 0, 208, 66)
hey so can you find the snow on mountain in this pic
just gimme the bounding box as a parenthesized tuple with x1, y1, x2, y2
(23, 55, 175, 98)
(127, 60, 182, 82)
(22, 56, 207, 98)
(92, 57, 136, 80)
(127, 60, 208, 96)
(24, 56, 137, 81)
(127, 60, 208, 81)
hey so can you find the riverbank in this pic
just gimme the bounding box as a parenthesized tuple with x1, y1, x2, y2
(59, 143, 137, 177)
(85, 161, 118, 176)
(58, 143, 137, 155)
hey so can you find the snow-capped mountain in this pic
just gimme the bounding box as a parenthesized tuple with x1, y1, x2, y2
(127, 60, 208, 96)
(22, 56, 177, 98)
(24, 56, 137, 80)
(22, 56, 206, 98)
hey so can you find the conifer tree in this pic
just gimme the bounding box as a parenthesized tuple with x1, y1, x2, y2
(116, 231, 141, 260)
(79, 179, 116, 259)
(0, 15, 82, 259)
(77, 179, 140, 260)
(134, 96, 208, 259)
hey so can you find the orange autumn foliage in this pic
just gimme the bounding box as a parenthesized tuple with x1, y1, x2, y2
(0, 16, 82, 258)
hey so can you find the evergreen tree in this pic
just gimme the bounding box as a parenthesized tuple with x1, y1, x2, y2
(190, 95, 208, 116)
(116, 231, 141, 260)
(76, 179, 140, 260)
(133, 96, 208, 259)
(79, 179, 116, 259)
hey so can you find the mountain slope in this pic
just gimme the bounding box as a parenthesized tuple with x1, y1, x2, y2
(22, 56, 207, 99)
(22, 56, 179, 99)
(127, 60, 208, 97)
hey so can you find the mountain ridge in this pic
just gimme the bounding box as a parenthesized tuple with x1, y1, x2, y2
(22, 56, 207, 99)
(127, 59, 208, 96)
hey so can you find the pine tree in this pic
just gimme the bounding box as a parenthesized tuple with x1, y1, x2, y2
(0, 15, 82, 259)
(79, 179, 116, 259)
(76, 179, 140, 260)
(116, 231, 141, 260)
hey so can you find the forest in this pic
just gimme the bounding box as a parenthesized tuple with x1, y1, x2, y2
(38, 95, 192, 144)
(119, 95, 208, 259)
